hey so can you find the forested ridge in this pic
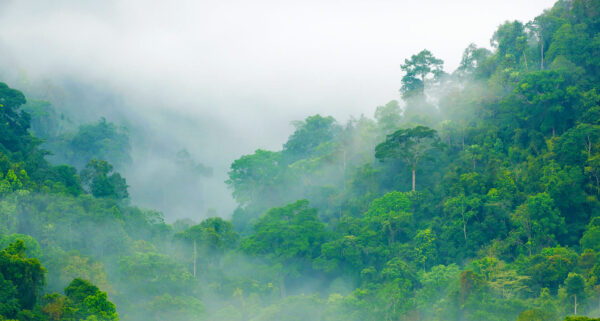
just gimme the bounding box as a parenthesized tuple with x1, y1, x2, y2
(2, 0, 600, 320)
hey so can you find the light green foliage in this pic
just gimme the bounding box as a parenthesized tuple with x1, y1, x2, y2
(517, 309, 558, 321)
(364, 191, 412, 246)
(226, 149, 284, 206)
(413, 228, 437, 270)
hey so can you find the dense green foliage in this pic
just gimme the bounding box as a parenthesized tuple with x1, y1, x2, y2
(3, 0, 600, 320)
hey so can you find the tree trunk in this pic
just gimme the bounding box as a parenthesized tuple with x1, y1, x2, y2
(280, 277, 286, 298)
(412, 169, 416, 192)
(193, 239, 197, 278)
(541, 42, 544, 70)
(461, 210, 467, 242)
(574, 294, 578, 315)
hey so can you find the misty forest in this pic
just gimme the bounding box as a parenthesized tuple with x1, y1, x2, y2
(4, 0, 600, 320)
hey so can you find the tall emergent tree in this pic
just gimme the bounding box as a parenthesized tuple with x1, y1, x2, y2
(375, 125, 441, 191)
(176, 217, 238, 277)
(565, 272, 585, 315)
(400, 50, 445, 99)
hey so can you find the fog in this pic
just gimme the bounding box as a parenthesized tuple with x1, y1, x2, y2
(0, 0, 555, 220)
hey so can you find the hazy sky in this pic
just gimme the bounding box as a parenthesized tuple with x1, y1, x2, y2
(0, 0, 557, 219)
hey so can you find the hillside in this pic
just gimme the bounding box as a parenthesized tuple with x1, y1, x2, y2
(2, 0, 600, 320)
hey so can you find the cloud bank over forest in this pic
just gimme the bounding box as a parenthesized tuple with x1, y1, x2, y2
(0, 0, 555, 219)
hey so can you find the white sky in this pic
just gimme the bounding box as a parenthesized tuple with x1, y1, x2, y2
(0, 0, 557, 218)
(0, 0, 556, 125)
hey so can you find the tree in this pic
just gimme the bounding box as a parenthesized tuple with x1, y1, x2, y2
(0, 240, 45, 311)
(80, 159, 128, 200)
(456, 43, 492, 77)
(546, 23, 589, 66)
(226, 150, 284, 207)
(0, 272, 19, 319)
(374, 100, 402, 136)
(0, 82, 32, 154)
(444, 194, 481, 245)
(375, 126, 441, 191)
(565, 273, 585, 315)
(52, 118, 131, 169)
(523, 246, 578, 293)
(581, 218, 600, 252)
(175, 217, 239, 277)
(118, 243, 196, 299)
(64, 278, 118, 321)
(413, 229, 437, 270)
(491, 21, 528, 68)
(514, 70, 577, 137)
(283, 114, 340, 162)
(400, 50, 444, 99)
(363, 191, 413, 246)
(241, 200, 327, 297)
(529, 13, 567, 70)
(511, 193, 566, 256)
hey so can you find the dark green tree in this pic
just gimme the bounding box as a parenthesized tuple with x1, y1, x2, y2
(375, 125, 441, 191)
(80, 159, 128, 200)
(0, 82, 32, 154)
(0, 241, 45, 311)
(241, 200, 327, 297)
(400, 50, 444, 99)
